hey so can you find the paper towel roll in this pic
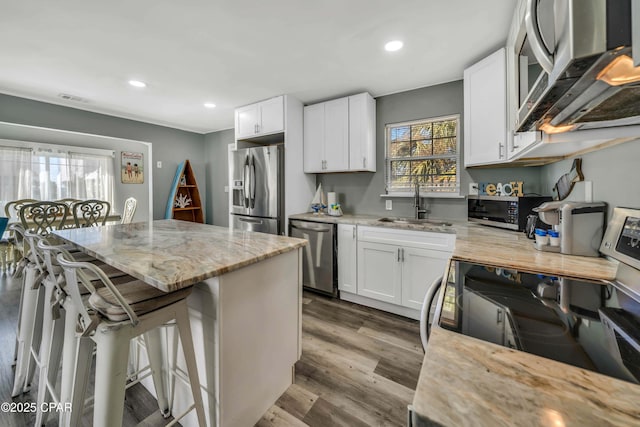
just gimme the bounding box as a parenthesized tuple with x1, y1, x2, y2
(327, 192, 337, 207)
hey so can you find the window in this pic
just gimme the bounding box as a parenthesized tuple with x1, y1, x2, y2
(0, 141, 115, 215)
(385, 115, 460, 195)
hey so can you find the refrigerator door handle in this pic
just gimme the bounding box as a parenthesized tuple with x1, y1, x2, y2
(243, 159, 251, 209)
(238, 217, 263, 224)
(250, 154, 257, 209)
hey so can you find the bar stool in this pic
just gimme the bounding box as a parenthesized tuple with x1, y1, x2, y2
(33, 237, 131, 426)
(56, 252, 206, 427)
(11, 202, 69, 397)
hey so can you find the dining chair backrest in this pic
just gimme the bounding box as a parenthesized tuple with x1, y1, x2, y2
(19, 201, 68, 235)
(73, 199, 111, 227)
(55, 198, 81, 210)
(121, 197, 137, 225)
(5, 199, 39, 220)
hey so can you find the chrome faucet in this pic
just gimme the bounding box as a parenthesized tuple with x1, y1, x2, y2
(414, 182, 428, 219)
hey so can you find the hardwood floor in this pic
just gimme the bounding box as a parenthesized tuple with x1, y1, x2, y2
(0, 269, 424, 426)
(257, 292, 424, 427)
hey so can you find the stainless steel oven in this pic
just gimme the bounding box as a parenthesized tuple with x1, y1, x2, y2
(427, 206, 640, 384)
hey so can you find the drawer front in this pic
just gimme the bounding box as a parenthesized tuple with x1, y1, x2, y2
(357, 225, 455, 251)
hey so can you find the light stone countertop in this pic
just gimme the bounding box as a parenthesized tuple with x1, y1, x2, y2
(413, 327, 640, 427)
(289, 213, 618, 281)
(53, 219, 307, 292)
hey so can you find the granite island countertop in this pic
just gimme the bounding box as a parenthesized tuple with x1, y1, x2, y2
(412, 327, 640, 427)
(289, 213, 618, 281)
(54, 219, 307, 292)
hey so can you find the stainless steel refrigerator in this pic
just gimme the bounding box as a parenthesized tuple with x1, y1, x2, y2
(230, 145, 283, 234)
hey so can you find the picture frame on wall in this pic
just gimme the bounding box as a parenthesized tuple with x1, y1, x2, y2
(121, 151, 144, 184)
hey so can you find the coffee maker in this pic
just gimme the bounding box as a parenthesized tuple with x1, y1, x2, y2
(533, 201, 607, 257)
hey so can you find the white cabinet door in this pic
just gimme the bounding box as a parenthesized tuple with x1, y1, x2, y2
(357, 241, 402, 305)
(464, 48, 507, 166)
(348, 93, 376, 172)
(462, 291, 506, 346)
(401, 247, 450, 310)
(323, 98, 349, 172)
(259, 96, 284, 135)
(303, 103, 325, 173)
(236, 104, 259, 139)
(337, 224, 357, 294)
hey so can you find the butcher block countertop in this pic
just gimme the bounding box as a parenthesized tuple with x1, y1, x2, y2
(290, 212, 640, 426)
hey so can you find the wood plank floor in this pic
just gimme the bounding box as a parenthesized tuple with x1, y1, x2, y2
(0, 269, 424, 426)
(257, 292, 424, 427)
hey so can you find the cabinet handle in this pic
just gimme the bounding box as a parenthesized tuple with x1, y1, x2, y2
(401, 248, 405, 262)
(352, 227, 356, 239)
(363, 157, 366, 168)
(496, 309, 504, 324)
(498, 143, 505, 159)
(397, 248, 401, 262)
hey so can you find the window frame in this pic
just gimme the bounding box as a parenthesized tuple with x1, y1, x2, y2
(384, 114, 462, 198)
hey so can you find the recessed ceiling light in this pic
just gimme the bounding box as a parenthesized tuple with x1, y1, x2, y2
(384, 40, 404, 52)
(204, 102, 216, 109)
(128, 80, 146, 88)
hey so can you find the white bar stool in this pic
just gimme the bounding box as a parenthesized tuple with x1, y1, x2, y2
(56, 252, 206, 427)
(34, 238, 131, 427)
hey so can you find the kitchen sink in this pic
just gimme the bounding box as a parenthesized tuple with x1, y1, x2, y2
(377, 217, 452, 226)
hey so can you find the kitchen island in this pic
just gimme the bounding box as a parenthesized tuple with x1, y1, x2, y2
(53, 219, 307, 427)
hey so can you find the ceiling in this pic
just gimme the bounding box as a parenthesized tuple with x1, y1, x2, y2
(0, 0, 516, 134)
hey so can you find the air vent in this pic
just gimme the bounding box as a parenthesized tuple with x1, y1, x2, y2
(58, 93, 89, 103)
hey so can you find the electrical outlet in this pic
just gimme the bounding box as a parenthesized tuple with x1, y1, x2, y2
(224, 186, 229, 193)
(469, 182, 479, 195)
(156, 161, 162, 168)
(385, 200, 393, 210)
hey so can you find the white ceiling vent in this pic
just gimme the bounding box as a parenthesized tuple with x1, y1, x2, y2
(58, 93, 89, 103)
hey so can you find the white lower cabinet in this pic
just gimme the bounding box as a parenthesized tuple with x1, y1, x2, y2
(345, 225, 455, 319)
(337, 224, 357, 293)
(401, 247, 451, 310)
(357, 241, 402, 304)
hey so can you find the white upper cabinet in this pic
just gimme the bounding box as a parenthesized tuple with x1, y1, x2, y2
(323, 98, 350, 172)
(303, 103, 325, 173)
(235, 96, 284, 139)
(348, 93, 376, 172)
(303, 92, 376, 173)
(463, 48, 508, 166)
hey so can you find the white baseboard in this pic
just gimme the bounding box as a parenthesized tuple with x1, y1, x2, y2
(340, 291, 420, 320)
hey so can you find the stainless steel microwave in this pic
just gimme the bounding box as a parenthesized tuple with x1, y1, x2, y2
(468, 195, 551, 231)
(514, 0, 640, 133)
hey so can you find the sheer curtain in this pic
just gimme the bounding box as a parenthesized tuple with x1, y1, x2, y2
(69, 152, 114, 202)
(0, 144, 115, 214)
(0, 146, 32, 215)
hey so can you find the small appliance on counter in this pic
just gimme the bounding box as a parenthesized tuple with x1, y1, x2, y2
(532, 201, 607, 256)
(467, 195, 552, 231)
(326, 191, 343, 217)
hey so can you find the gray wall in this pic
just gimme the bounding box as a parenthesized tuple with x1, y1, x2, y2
(0, 93, 206, 220)
(540, 139, 640, 218)
(317, 81, 543, 219)
(204, 129, 234, 226)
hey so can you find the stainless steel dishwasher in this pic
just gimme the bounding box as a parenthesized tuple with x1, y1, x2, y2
(289, 219, 337, 296)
